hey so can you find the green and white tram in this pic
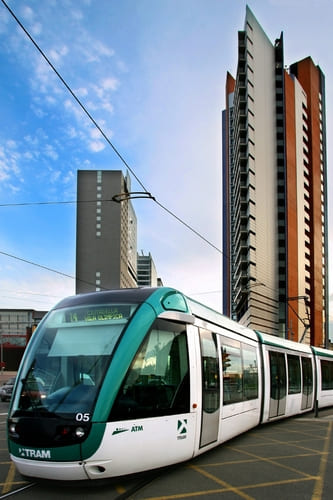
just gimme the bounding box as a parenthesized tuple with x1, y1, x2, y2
(7, 287, 333, 480)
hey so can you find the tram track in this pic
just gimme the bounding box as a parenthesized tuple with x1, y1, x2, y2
(0, 483, 36, 499)
(115, 467, 172, 500)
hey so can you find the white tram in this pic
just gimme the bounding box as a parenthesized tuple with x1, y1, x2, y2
(7, 288, 333, 480)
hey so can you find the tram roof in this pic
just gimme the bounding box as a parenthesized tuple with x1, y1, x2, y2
(53, 287, 160, 309)
(256, 331, 313, 354)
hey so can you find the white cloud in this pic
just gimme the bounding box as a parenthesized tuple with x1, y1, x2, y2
(102, 101, 114, 113)
(8, 184, 21, 194)
(21, 6, 34, 22)
(32, 58, 55, 92)
(64, 98, 86, 122)
(93, 40, 115, 58)
(102, 77, 119, 92)
(45, 95, 57, 106)
(50, 170, 61, 183)
(91, 78, 119, 101)
(88, 140, 105, 152)
(24, 135, 39, 146)
(75, 87, 89, 98)
(79, 40, 114, 63)
(0, 165, 10, 182)
(66, 126, 78, 139)
(85, 99, 99, 111)
(31, 104, 48, 118)
(0, 9, 10, 34)
(70, 9, 84, 21)
(44, 144, 58, 160)
(6, 139, 17, 149)
(90, 128, 102, 140)
(90, 121, 113, 140)
(49, 45, 68, 64)
(31, 22, 42, 36)
(63, 170, 75, 185)
(23, 151, 34, 160)
(0, 272, 74, 310)
(0, 144, 21, 184)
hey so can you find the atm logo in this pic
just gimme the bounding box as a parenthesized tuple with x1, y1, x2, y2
(112, 427, 129, 435)
(19, 448, 51, 459)
(112, 425, 143, 435)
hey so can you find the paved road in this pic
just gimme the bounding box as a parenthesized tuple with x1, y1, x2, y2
(0, 400, 332, 499)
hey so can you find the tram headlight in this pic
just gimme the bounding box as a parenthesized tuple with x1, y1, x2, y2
(9, 422, 17, 434)
(75, 427, 86, 439)
(8, 420, 20, 439)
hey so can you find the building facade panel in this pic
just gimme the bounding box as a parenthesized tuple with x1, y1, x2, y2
(76, 170, 137, 293)
(223, 7, 328, 346)
(290, 58, 328, 346)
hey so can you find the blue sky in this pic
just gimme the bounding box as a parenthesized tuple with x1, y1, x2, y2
(0, 0, 332, 337)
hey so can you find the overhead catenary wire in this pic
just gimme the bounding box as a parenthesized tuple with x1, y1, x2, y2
(0, 199, 127, 207)
(0, 3, 320, 328)
(0, 0, 223, 257)
(0, 0, 147, 194)
(0, 250, 108, 292)
(0, 198, 223, 255)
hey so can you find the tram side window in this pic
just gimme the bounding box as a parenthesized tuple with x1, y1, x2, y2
(222, 338, 258, 404)
(200, 330, 220, 413)
(110, 319, 190, 420)
(321, 360, 333, 390)
(287, 355, 301, 394)
(243, 345, 258, 400)
(222, 339, 242, 404)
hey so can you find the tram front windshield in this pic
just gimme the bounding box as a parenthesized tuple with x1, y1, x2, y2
(10, 303, 137, 418)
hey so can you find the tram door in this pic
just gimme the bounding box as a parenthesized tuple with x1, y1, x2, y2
(199, 329, 220, 448)
(301, 357, 313, 410)
(269, 351, 286, 418)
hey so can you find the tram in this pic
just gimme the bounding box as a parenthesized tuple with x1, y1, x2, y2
(7, 287, 333, 480)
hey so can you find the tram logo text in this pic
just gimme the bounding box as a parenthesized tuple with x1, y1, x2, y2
(131, 425, 143, 432)
(19, 448, 51, 459)
(112, 425, 144, 436)
(177, 419, 187, 440)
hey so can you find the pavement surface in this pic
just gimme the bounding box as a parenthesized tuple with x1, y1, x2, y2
(0, 390, 332, 499)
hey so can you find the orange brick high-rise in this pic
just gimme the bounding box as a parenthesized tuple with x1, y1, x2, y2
(222, 7, 328, 347)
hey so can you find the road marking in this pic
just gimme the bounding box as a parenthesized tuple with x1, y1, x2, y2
(1, 462, 15, 494)
(116, 484, 126, 493)
(311, 420, 332, 500)
(188, 464, 255, 500)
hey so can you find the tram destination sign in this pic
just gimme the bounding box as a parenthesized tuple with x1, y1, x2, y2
(65, 304, 134, 324)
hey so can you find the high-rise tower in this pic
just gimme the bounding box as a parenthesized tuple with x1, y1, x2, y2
(76, 170, 137, 293)
(222, 7, 328, 347)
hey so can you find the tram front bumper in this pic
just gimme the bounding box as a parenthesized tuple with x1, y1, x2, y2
(10, 455, 90, 481)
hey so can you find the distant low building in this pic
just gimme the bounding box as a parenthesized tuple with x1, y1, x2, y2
(137, 252, 162, 287)
(0, 309, 47, 370)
